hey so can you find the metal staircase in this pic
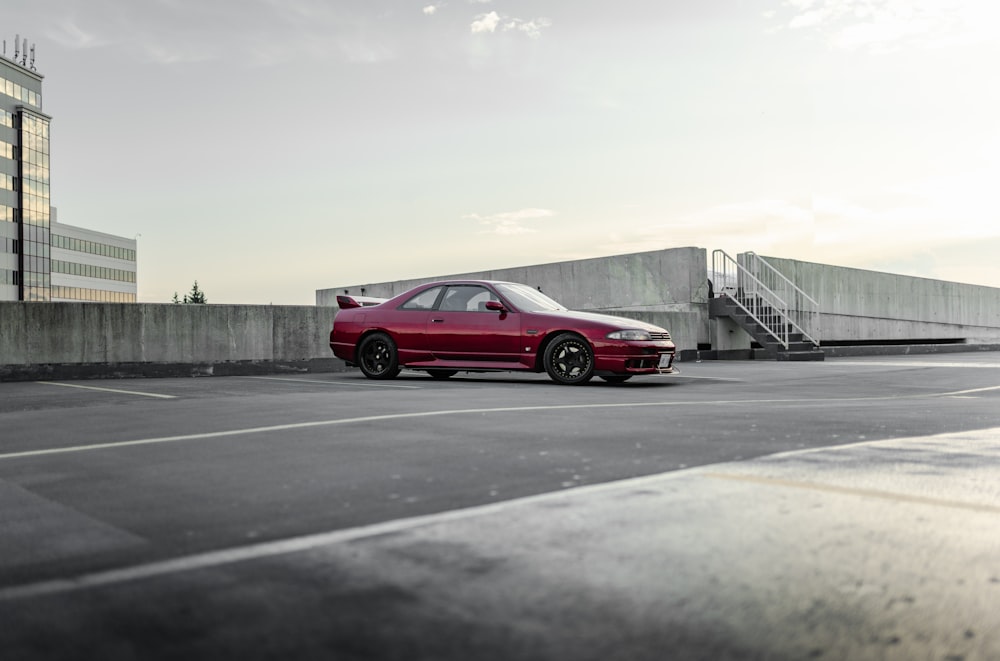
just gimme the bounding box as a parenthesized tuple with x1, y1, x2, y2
(710, 251, 824, 361)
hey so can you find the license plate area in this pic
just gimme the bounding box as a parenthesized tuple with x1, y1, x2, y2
(658, 354, 672, 368)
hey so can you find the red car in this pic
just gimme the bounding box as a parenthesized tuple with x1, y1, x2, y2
(330, 280, 677, 385)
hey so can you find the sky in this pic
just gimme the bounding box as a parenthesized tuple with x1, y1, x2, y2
(5, 0, 1000, 304)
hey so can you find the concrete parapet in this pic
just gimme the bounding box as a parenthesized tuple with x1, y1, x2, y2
(758, 255, 1000, 344)
(0, 302, 339, 382)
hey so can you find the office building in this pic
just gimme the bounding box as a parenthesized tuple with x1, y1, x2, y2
(1, 36, 136, 302)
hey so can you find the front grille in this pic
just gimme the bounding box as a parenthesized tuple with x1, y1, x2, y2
(649, 331, 671, 341)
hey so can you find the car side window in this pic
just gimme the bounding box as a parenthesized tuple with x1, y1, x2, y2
(439, 285, 499, 312)
(399, 286, 443, 310)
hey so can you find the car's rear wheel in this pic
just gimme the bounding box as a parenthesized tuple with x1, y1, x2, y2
(357, 332, 401, 379)
(544, 333, 594, 385)
(427, 370, 458, 379)
(600, 375, 633, 383)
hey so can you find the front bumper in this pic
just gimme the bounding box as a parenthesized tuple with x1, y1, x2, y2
(594, 343, 676, 375)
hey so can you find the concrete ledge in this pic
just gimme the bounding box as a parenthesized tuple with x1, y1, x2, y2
(0, 358, 352, 382)
(679, 343, 1000, 363)
(821, 343, 1000, 358)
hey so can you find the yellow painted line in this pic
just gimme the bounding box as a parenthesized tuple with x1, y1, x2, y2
(36, 381, 177, 399)
(704, 472, 1000, 514)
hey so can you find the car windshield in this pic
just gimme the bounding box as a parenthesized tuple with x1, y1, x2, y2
(495, 283, 566, 312)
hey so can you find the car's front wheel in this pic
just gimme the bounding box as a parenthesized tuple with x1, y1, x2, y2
(544, 333, 594, 385)
(357, 332, 401, 380)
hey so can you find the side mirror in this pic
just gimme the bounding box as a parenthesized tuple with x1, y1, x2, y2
(484, 300, 506, 312)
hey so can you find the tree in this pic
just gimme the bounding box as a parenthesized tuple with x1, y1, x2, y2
(173, 280, 208, 304)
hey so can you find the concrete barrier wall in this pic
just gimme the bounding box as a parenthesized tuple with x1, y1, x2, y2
(5, 249, 998, 382)
(0, 302, 338, 380)
(759, 256, 1000, 343)
(318, 246, 711, 351)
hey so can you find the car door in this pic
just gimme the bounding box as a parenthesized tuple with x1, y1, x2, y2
(381, 285, 444, 362)
(426, 284, 521, 362)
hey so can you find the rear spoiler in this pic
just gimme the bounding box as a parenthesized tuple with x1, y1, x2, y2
(337, 294, 388, 310)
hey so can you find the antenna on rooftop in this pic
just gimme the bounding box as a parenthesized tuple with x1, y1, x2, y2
(13, 34, 19, 62)
(29, 43, 35, 70)
(21, 37, 28, 66)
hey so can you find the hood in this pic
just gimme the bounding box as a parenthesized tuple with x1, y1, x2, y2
(537, 309, 668, 333)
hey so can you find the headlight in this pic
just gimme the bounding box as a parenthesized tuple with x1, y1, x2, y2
(606, 329, 652, 341)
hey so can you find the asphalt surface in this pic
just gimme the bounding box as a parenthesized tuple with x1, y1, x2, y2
(1, 354, 999, 660)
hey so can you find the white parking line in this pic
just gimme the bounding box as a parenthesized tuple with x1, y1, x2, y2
(939, 385, 1000, 397)
(4, 425, 998, 602)
(0, 482, 616, 601)
(36, 382, 177, 399)
(2, 384, 996, 462)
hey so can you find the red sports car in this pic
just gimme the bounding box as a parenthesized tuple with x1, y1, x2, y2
(330, 280, 677, 385)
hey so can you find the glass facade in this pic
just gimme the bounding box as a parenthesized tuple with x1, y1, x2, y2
(51, 286, 136, 303)
(51, 233, 136, 261)
(51, 260, 136, 283)
(1, 74, 42, 109)
(18, 109, 50, 301)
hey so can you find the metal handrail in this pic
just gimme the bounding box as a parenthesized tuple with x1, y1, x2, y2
(711, 250, 821, 349)
(743, 252, 820, 347)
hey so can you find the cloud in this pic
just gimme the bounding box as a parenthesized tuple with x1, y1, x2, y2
(422, 4, 439, 16)
(46, 19, 111, 50)
(470, 11, 501, 33)
(788, 8, 835, 30)
(774, 0, 982, 52)
(470, 11, 551, 38)
(465, 208, 555, 235)
(507, 17, 553, 39)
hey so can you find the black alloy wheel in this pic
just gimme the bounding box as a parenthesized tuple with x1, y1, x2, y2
(357, 332, 401, 379)
(544, 333, 595, 385)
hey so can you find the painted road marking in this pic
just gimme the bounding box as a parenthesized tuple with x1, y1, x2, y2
(1, 384, 997, 462)
(36, 382, 177, 400)
(933, 384, 1000, 397)
(2, 425, 998, 602)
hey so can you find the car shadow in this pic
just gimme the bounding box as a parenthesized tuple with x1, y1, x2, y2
(387, 371, 684, 387)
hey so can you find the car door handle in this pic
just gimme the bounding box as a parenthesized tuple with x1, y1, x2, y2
(431, 318, 445, 323)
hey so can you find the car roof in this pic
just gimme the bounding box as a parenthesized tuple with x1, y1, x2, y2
(420, 279, 513, 286)
(382, 280, 530, 304)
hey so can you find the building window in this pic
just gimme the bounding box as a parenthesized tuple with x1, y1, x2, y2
(17, 110, 51, 301)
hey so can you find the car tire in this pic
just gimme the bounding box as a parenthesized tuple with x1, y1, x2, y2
(357, 332, 401, 380)
(427, 370, 458, 379)
(543, 333, 594, 385)
(600, 375, 632, 383)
